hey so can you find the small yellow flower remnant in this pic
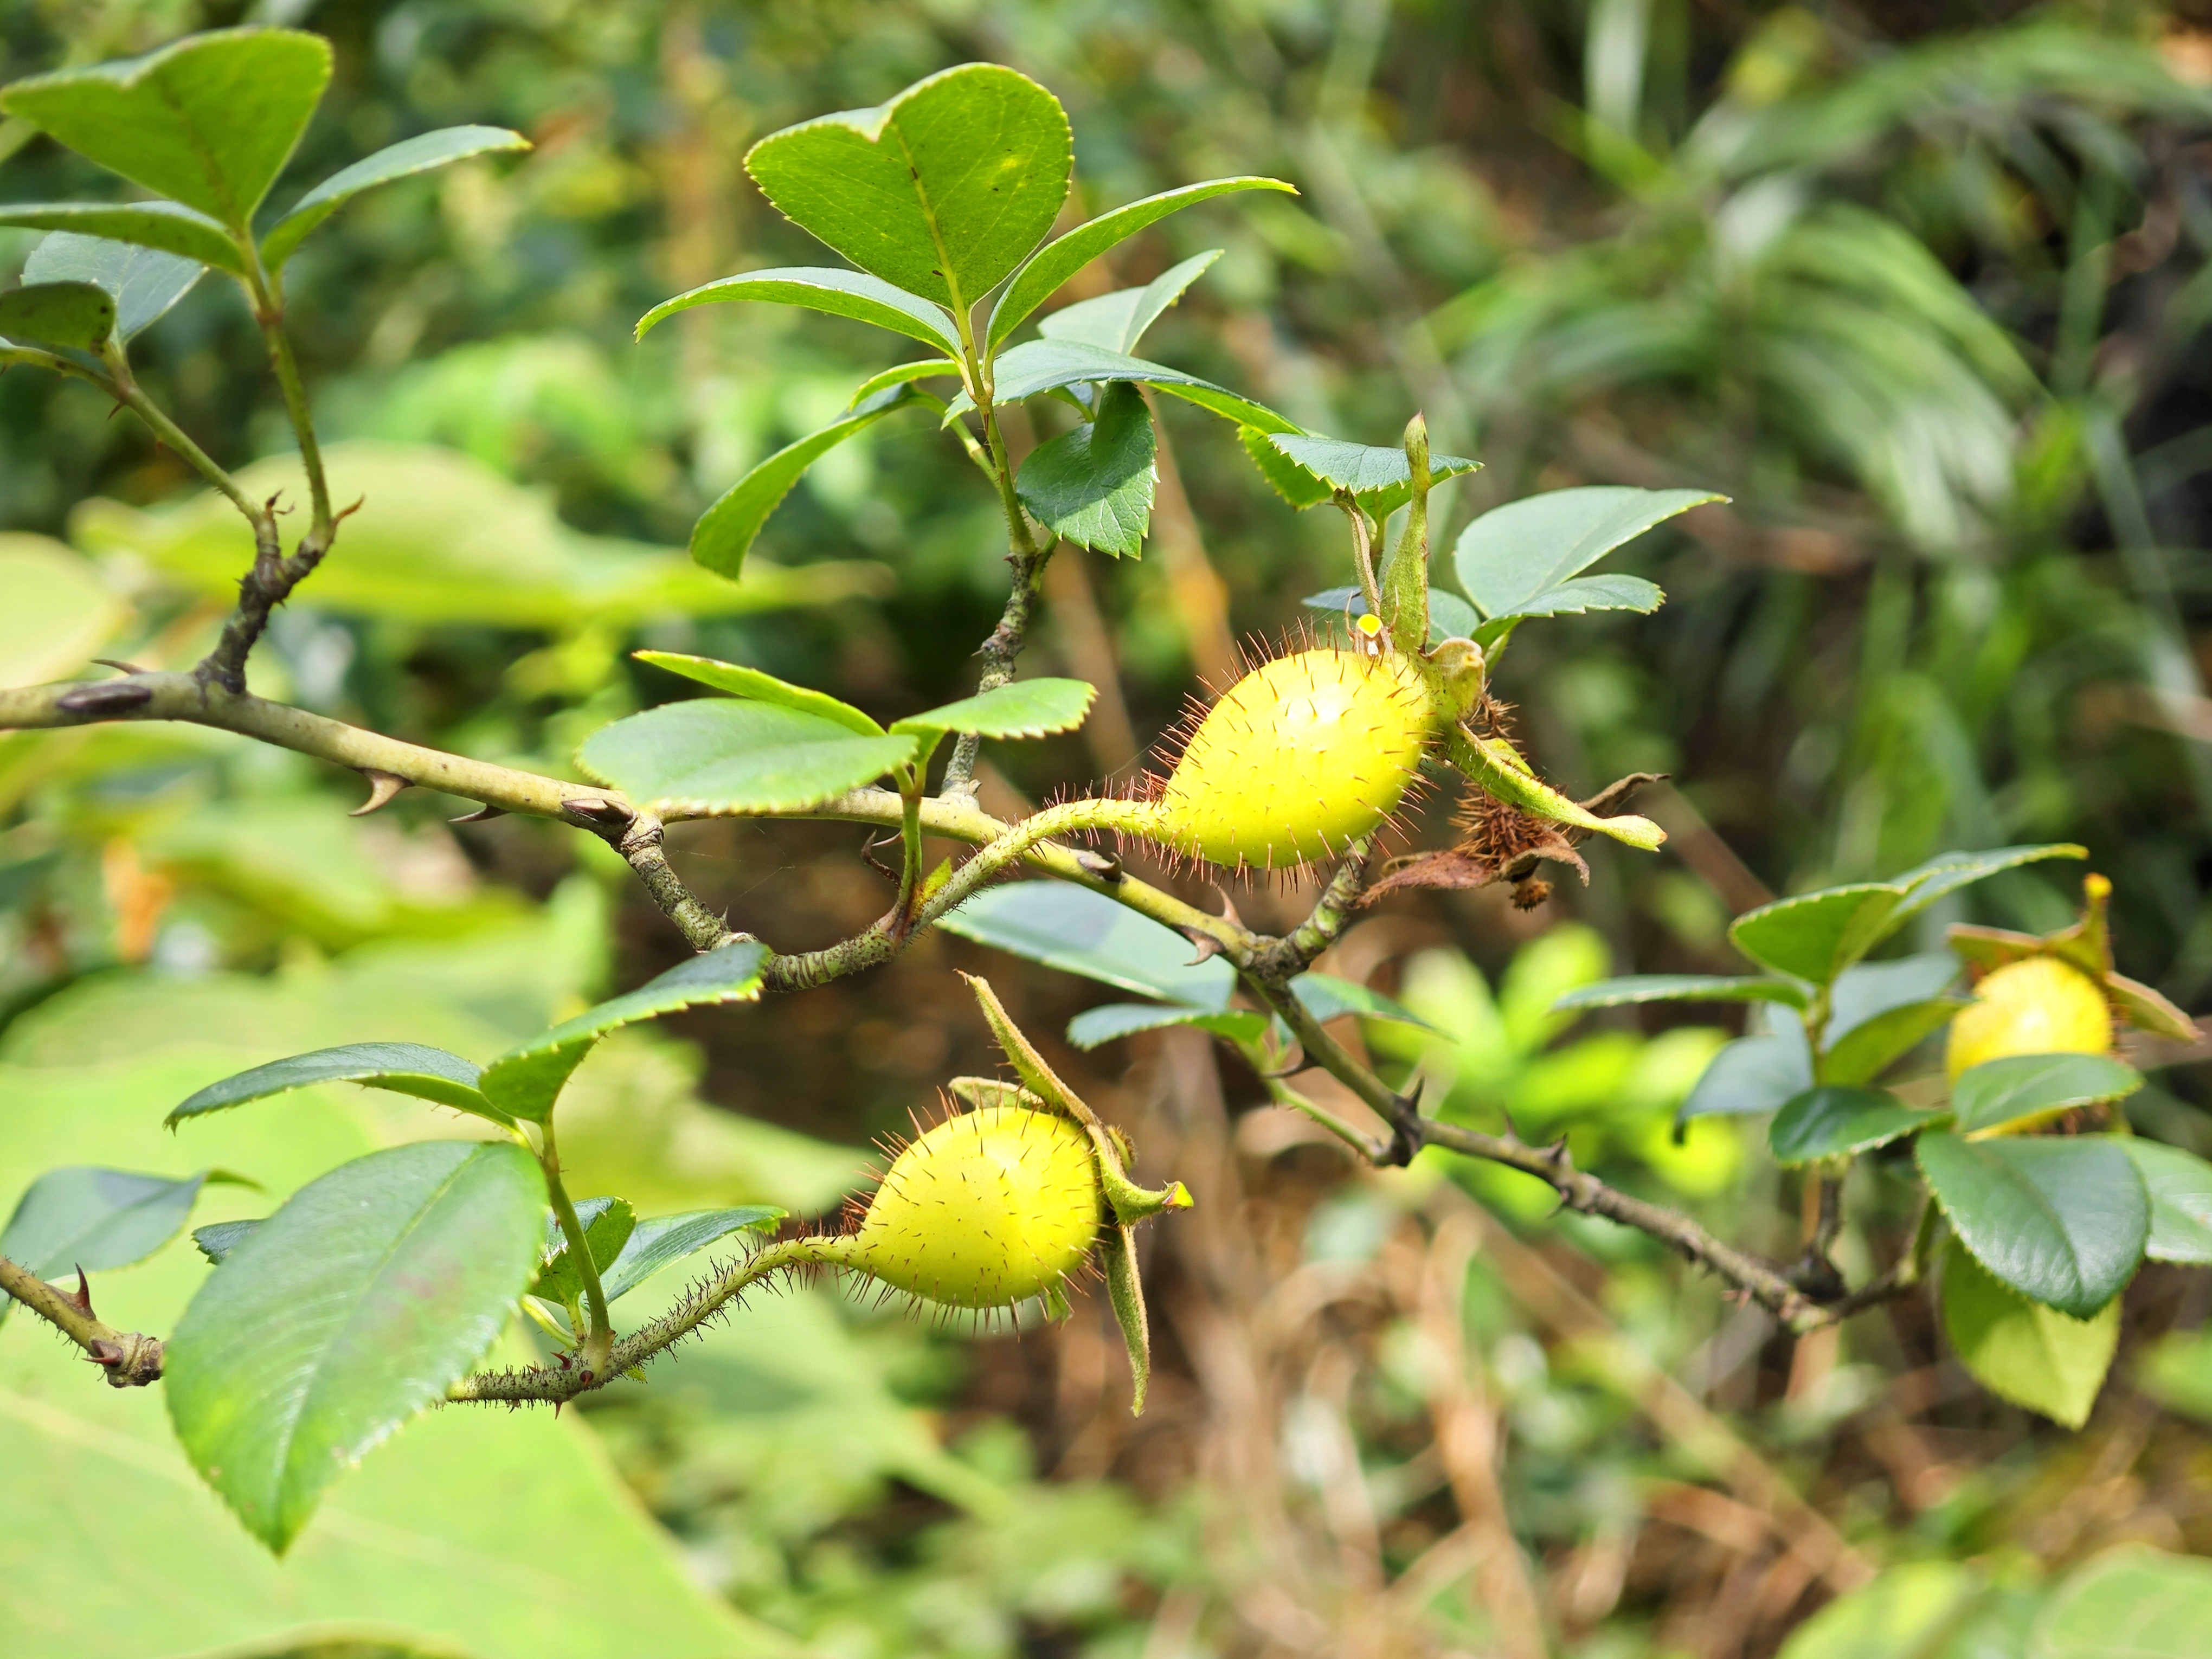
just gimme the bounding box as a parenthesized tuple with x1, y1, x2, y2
(846, 1105, 1102, 1309)
(1150, 647, 1433, 871)
(1947, 955, 2112, 1081)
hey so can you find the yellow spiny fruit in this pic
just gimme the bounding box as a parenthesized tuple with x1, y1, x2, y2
(1946, 956, 2112, 1082)
(1152, 648, 1433, 871)
(847, 1105, 1102, 1309)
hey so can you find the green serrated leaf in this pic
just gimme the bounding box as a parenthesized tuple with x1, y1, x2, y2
(990, 176, 1291, 344)
(1769, 1087, 1946, 1166)
(745, 64, 1071, 310)
(479, 942, 769, 1121)
(2115, 1140, 2212, 1265)
(262, 125, 530, 269)
(633, 651, 883, 735)
(1729, 885, 1904, 985)
(1942, 1244, 2118, 1429)
(0, 202, 242, 274)
(635, 266, 960, 354)
(167, 1043, 505, 1129)
(1065, 1003, 1268, 1051)
(1919, 1131, 2147, 1317)
(1552, 974, 1810, 1012)
(1261, 433, 1481, 517)
(0, 1166, 216, 1305)
(848, 357, 961, 405)
(956, 337, 1297, 432)
(1289, 973, 1439, 1032)
(22, 232, 202, 340)
(890, 677, 1095, 741)
(0, 281, 113, 351)
(191, 1218, 259, 1264)
(578, 700, 916, 817)
(1952, 1053, 2144, 1136)
(1, 28, 331, 231)
(941, 880, 1236, 1010)
(530, 1196, 635, 1306)
(1245, 426, 1331, 506)
(596, 1206, 783, 1302)
(1679, 1031, 1814, 1122)
(165, 1140, 545, 1552)
(1454, 485, 1721, 621)
(1033, 249, 1223, 355)
(1820, 997, 1963, 1085)
(1015, 383, 1157, 555)
(1888, 842, 2088, 930)
(687, 385, 917, 578)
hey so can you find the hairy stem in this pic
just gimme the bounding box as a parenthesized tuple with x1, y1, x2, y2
(538, 1127, 614, 1376)
(0, 1253, 165, 1387)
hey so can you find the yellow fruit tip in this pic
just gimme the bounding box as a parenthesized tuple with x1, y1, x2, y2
(2084, 872, 2112, 900)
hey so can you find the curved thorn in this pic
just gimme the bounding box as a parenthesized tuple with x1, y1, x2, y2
(350, 769, 409, 816)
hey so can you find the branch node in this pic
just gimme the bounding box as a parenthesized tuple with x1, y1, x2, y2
(561, 795, 636, 837)
(349, 769, 409, 816)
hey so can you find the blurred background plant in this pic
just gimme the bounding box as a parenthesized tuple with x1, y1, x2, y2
(6, 1, 2212, 1655)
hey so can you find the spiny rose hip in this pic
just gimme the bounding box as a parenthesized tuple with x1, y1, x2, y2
(845, 1105, 1102, 1309)
(1148, 647, 1433, 871)
(1946, 955, 2112, 1081)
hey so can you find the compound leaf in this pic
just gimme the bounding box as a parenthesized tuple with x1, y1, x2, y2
(262, 125, 530, 269)
(1729, 885, 1903, 986)
(1261, 433, 1481, 518)
(0, 28, 330, 230)
(1952, 1053, 2144, 1136)
(1918, 1131, 2147, 1317)
(941, 880, 1236, 1011)
(1015, 382, 1158, 555)
(1034, 249, 1223, 355)
(959, 336, 1296, 432)
(0, 202, 241, 273)
(1769, 1086, 1945, 1166)
(745, 64, 1071, 309)
(579, 700, 916, 818)
(479, 942, 769, 1122)
(990, 175, 1291, 343)
(164, 1140, 545, 1552)
(0, 1166, 222, 1302)
(890, 677, 1095, 742)
(1454, 485, 1720, 621)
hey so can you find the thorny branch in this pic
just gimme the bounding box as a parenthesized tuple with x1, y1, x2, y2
(0, 1253, 165, 1386)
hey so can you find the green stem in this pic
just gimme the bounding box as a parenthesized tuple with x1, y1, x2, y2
(240, 259, 332, 539)
(538, 1125, 613, 1376)
(104, 351, 260, 528)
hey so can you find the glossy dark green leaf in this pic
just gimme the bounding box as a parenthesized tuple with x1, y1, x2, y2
(0, 202, 241, 273)
(1486, 571, 1664, 618)
(1729, 885, 1904, 985)
(1259, 433, 1482, 518)
(262, 125, 530, 268)
(941, 880, 1236, 1010)
(1066, 1002, 1268, 1050)
(989, 175, 1292, 343)
(1820, 997, 1963, 1085)
(191, 1218, 259, 1264)
(890, 677, 1095, 741)
(479, 942, 769, 1121)
(687, 385, 918, 578)
(632, 651, 883, 735)
(1015, 383, 1158, 555)
(1244, 426, 1332, 506)
(1918, 1131, 2147, 1316)
(1769, 1086, 1946, 1166)
(1553, 974, 1810, 1012)
(2117, 1140, 2212, 1265)
(530, 1196, 635, 1306)
(1679, 1031, 1813, 1121)
(635, 267, 960, 355)
(745, 65, 1071, 309)
(0, 1166, 220, 1303)
(0, 282, 113, 351)
(1829, 953, 1961, 1030)
(0, 29, 331, 230)
(1951, 1053, 2144, 1135)
(1289, 973, 1439, 1032)
(1034, 249, 1222, 355)
(165, 1140, 545, 1552)
(597, 1206, 783, 1302)
(22, 232, 202, 340)
(1454, 485, 1720, 621)
(167, 1043, 505, 1129)
(578, 700, 917, 816)
(847, 357, 961, 404)
(1942, 1245, 2118, 1429)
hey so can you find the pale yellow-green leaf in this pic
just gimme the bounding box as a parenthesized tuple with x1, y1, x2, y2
(1942, 1246, 2119, 1428)
(0, 535, 123, 687)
